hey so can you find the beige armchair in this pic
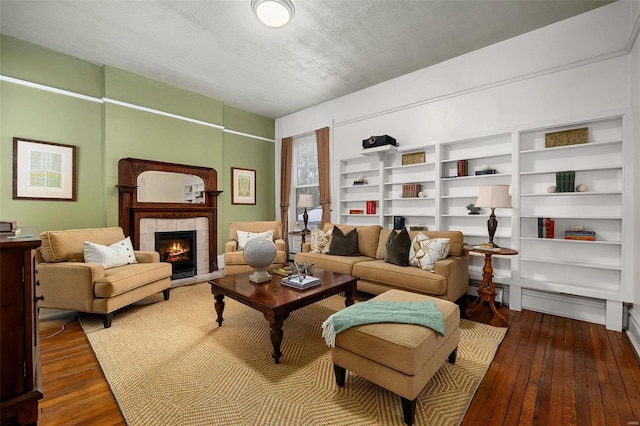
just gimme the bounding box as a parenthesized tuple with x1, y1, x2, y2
(223, 221, 287, 275)
(36, 227, 172, 328)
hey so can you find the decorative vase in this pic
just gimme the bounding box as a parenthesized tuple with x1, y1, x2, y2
(243, 237, 277, 283)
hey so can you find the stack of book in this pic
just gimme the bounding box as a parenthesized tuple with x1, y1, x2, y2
(564, 230, 596, 241)
(0, 221, 20, 237)
(401, 183, 421, 198)
(365, 200, 377, 214)
(537, 218, 555, 238)
(349, 209, 364, 214)
(281, 275, 321, 290)
(457, 159, 468, 177)
(555, 171, 576, 192)
(353, 178, 368, 185)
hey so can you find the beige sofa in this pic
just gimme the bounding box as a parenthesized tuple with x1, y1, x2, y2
(223, 221, 288, 275)
(36, 227, 172, 327)
(295, 224, 469, 302)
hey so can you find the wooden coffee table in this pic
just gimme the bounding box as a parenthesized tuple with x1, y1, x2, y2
(209, 268, 357, 364)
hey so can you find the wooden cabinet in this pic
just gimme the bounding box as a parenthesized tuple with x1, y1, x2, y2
(1, 228, 43, 425)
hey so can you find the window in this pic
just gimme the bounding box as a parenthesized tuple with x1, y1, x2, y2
(293, 134, 320, 230)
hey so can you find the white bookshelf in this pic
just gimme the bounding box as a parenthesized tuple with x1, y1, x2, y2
(438, 133, 514, 282)
(516, 114, 627, 329)
(338, 155, 382, 224)
(332, 112, 631, 330)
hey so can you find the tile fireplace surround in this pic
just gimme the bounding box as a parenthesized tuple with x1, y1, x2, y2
(139, 218, 209, 278)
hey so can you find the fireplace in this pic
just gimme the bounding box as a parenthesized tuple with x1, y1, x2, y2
(117, 158, 221, 275)
(156, 231, 197, 280)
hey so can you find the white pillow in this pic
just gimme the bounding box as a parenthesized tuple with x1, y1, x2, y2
(237, 229, 274, 250)
(84, 236, 138, 269)
(409, 233, 450, 271)
(309, 228, 333, 254)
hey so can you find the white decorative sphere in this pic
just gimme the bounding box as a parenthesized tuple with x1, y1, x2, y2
(418, 191, 426, 198)
(576, 184, 588, 192)
(547, 185, 557, 193)
(243, 237, 277, 283)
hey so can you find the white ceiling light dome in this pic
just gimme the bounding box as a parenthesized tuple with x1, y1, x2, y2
(251, 0, 295, 28)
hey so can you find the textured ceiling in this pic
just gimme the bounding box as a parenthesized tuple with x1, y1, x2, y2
(0, 0, 614, 119)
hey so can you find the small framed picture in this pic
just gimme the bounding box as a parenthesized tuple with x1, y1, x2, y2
(231, 167, 256, 205)
(13, 137, 77, 201)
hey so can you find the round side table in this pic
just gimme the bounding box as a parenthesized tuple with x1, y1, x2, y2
(464, 244, 518, 325)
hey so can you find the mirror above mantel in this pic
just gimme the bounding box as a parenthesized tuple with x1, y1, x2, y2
(137, 171, 205, 203)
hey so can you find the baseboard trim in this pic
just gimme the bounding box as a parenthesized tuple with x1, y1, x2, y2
(626, 308, 640, 358)
(468, 282, 624, 330)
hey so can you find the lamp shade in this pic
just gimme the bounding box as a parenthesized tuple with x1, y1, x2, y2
(474, 185, 512, 208)
(297, 193, 315, 208)
(251, 0, 295, 28)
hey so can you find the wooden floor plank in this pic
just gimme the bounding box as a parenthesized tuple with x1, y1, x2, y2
(573, 319, 593, 426)
(561, 318, 577, 426)
(38, 302, 640, 426)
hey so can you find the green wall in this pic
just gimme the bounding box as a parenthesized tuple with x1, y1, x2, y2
(0, 35, 275, 255)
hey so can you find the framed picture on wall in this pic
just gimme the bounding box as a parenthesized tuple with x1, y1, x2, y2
(13, 137, 77, 201)
(231, 167, 256, 205)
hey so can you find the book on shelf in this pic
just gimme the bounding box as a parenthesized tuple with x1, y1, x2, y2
(349, 209, 364, 214)
(555, 171, 575, 193)
(365, 200, 377, 215)
(457, 159, 468, 177)
(537, 218, 554, 238)
(281, 275, 321, 290)
(564, 230, 596, 241)
(401, 183, 421, 198)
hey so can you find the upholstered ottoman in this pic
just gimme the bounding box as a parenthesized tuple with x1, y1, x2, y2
(331, 289, 461, 425)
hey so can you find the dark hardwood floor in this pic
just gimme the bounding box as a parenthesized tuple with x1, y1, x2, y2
(37, 300, 640, 426)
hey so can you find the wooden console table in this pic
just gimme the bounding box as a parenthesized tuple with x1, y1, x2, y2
(464, 244, 518, 326)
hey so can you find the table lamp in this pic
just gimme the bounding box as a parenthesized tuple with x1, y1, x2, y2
(474, 185, 512, 248)
(297, 194, 315, 232)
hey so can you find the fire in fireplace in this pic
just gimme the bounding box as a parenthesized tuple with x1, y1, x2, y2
(155, 231, 197, 280)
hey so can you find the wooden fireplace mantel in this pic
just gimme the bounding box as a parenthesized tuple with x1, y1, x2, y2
(117, 158, 222, 272)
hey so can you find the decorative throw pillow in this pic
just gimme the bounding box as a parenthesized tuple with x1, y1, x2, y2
(327, 226, 359, 256)
(409, 233, 451, 271)
(83, 236, 138, 269)
(237, 229, 274, 250)
(310, 228, 333, 254)
(384, 228, 411, 266)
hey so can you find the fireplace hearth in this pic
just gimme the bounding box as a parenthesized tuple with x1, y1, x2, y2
(156, 231, 197, 280)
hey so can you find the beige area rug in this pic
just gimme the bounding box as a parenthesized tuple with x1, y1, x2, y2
(80, 283, 507, 426)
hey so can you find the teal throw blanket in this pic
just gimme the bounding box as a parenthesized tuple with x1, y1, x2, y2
(321, 300, 445, 347)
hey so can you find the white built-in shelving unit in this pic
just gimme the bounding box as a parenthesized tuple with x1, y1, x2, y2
(334, 110, 631, 330)
(338, 153, 382, 225)
(438, 133, 514, 283)
(515, 114, 628, 330)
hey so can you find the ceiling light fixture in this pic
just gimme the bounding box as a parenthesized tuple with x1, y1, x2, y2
(251, 0, 295, 28)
